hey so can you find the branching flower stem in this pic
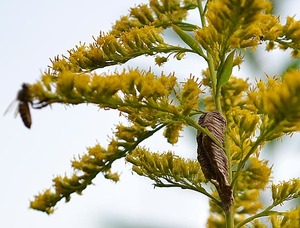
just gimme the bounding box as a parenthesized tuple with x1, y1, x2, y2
(235, 205, 280, 228)
(197, 0, 221, 112)
(155, 179, 222, 208)
(198, 2, 233, 226)
(231, 138, 262, 187)
(231, 123, 278, 188)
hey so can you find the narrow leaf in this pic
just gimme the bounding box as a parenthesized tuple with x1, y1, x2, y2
(172, 24, 205, 57)
(217, 50, 235, 89)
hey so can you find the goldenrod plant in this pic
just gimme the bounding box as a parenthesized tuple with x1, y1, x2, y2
(13, 0, 300, 227)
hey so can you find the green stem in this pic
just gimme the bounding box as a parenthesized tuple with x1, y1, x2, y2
(235, 205, 279, 228)
(198, 0, 221, 112)
(180, 115, 225, 149)
(225, 206, 235, 228)
(224, 132, 234, 228)
(198, 1, 230, 226)
(155, 179, 222, 208)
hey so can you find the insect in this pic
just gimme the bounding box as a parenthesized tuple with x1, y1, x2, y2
(4, 83, 33, 128)
(5, 83, 49, 128)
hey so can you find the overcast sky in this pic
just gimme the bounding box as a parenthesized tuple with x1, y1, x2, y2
(1, 1, 299, 228)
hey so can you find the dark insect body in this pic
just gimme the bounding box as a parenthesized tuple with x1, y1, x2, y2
(197, 110, 233, 213)
(17, 84, 32, 128)
(5, 83, 49, 128)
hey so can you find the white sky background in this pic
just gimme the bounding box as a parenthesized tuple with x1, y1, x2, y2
(0, 1, 299, 228)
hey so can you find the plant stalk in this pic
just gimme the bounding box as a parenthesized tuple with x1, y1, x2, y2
(198, 1, 233, 227)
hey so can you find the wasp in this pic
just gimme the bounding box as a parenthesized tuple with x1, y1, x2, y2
(4, 83, 32, 128)
(5, 83, 49, 128)
(17, 83, 32, 128)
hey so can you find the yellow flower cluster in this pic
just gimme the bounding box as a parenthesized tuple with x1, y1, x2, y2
(30, 120, 167, 213)
(178, 76, 203, 115)
(203, 76, 249, 112)
(258, 14, 282, 41)
(270, 206, 300, 228)
(126, 147, 209, 193)
(271, 178, 300, 206)
(195, 0, 272, 61)
(278, 17, 300, 57)
(112, 0, 198, 35)
(248, 70, 300, 140)
(49, 26, 173, 73)
(236, 157, 270, 191)
(30, 189, 59, 214)
(30, 69, 176, 106)
(29, 67, 205, 146)
(30, 142, 120, 214)
(227, 107, 259, 162)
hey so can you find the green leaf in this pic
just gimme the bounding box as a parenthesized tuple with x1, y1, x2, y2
(217, 50, 235, 89)
(172, 24, 205, 58)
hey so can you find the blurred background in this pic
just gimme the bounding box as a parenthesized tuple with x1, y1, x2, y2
(0, 1, 299, 227)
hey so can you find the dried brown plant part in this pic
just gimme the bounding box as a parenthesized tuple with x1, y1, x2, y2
(197, 110, 233, 213)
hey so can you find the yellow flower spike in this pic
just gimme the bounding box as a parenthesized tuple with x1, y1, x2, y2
(133, 31, 142, 49)
(220, 76, 249, 112)
(236, 157, 271, 191)
(101, 41, 115, 57)
(122, 33, 137, 50)
(159, 73, 176, 94)
(166, 152, 174, 171)
(149, 0, 164, 14)
(56, 72, 75, 97)
(87, 143, 106, 158)
(283, 17, 300, 42)
(105, 41, 117, 56)
(179, 76, 202, 115)
(284, 70, 300, 94)
(149, 27, 164, 43)
(140, 4, 155, 23)
(180, 161, 189, 178)
(41, 73, 55, 91)
(248, 70, 300, 137)
(196, 0, 273, 59)
(280, 207, 300, 227)
(135, 70, 174, 100)
(112, 39, 128, 56)
(229, 107, 259, 139)
(163, 123, 183, 144)
(160, 154, 171, 174)
(132, 165, 144, 176)
(115, 126, 136, 142)
(30, 189, 57, 214)
(127, 147, 207, 190)
(271, 179, 300, 206)
(259, 14, 282, 40)
(104, 171, 120, 182)
(30, 82, 56, 103)
(130, 6, 150, 25)
(103, 75, 124, 96)
(206, 1, 231, 34)
(111, 0, 196, 35)
(282, 181, 293, 200)
(235, 189, 263, 214)
(73, 74, 91, 97)
(155, 55, 168, 66)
